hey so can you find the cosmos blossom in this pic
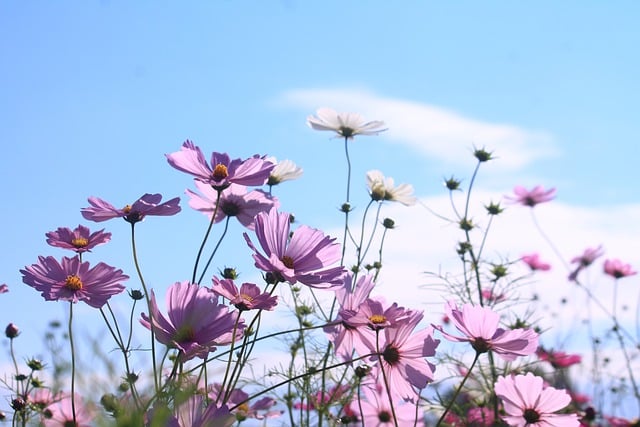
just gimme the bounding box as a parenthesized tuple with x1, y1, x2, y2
(357, 380, 420, 426)
(140, 281, 242, 361)
(494, 373, 580, 427)
(568, 245, 604, 281)
(170, 395, 235, 427)
(536, 347, 582, 369)
(366, 170, 417, 206)
(211, 277, 278, 311)
(45, 224, 111, 253)
(41, 394, 93, 427)
(166, 140, 274, 189)
(603, 258, 637, 279)
(372, 310, 439, 402)
(267, 158, 304, 186)
(0, 284, 8, 294)
(506, 185, 556, 207)
(186, 181, 278, 230)
(521, 253, 552, 272)
(209, 384, 281, 421)
(243, 209, 345, 289)
(433, 302, 538, 361)
(307, 107, 387, 139)
(21, 256, 128, 308)
(81, 193, 181, 224)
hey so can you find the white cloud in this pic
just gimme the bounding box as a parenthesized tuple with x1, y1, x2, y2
(279, 88, 559, 170)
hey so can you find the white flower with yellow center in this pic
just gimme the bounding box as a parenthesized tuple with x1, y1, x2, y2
(366, 170, 417, 206)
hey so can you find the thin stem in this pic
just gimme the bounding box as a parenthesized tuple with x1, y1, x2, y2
(197, 215, 230, 285)
(375, 330, 398, 427)
(191, 189, 222, 284)
(68, 302, 77, 425)
(435, 352, 480, 427)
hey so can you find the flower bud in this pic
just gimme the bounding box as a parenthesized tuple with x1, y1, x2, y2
(128, 289, 145, 301)
(220, 267, 238, 280)
(5, 323, 19, 339)
(382, 218, 395, 229)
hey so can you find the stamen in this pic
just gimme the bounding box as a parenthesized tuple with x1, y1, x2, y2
(122, 205, 132, 214)
(71, 237, 89, 248)
(65, 275, 83, 291)
(369, 314, 386, 324)
(281, 256, 295, 269)
(212, 163, 229, 181)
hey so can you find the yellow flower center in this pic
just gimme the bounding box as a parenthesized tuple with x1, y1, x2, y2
(122, 205, 132, 214)
(65, 275, 83, 291)
(240, 293, 254, 303)
(71, 237, 89, 248)
(369, 314, 386, 324)
(212, 163, 229, 181)
(237, 402, 249, 413)
(281, 256, 295, 269)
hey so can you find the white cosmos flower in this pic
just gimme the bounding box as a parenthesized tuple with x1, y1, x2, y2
(267, 159, 304, 185)
(307, 107, 387, 138)
(366, 170, 417, 206)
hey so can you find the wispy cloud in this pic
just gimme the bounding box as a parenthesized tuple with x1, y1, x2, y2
(279, 88, 559, 170)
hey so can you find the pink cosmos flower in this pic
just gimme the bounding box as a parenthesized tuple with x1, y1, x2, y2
(45, 224, 111, 253)
(568, 245, 604, 281)
(42, 394, 93, 427)
(166, 140, 274, 190)
(342, 298, 412, 332)
(506, 185, 556, 207)
(537, 347, 582, 369)
(211, 277, 278, 311)
(0, 284, 8, 294)
(467, 407, 496, 426)
(521, 253, 552, 272)
(170, 395, 235, 427)
(186, 182, 278, 230)
(81, 193, 181, 224)
(481, 288, 506, 304)
(603, 258, 637, 279)
(140, 281, 242, 361)
(244, 209, 345, 289)
(494, 372, 580, 427)
(209, 384, 281, 421)
(21, 256, 128, 308)
(324, 273, 377, 360)
(433, 302, 538, 361)
(357, 380, 420, 426)
(307, 107, 387, 139)
(372, 310, 439, 402)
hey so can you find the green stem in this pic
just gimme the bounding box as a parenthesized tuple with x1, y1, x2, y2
(191, 188, 222, 284)
(68, 302, 77, 425)
(435, 352, 480, 427)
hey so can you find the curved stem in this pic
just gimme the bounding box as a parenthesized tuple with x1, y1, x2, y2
(435, 352, 480, 427)
(68, 302, 77, 425)
(197, 215, 230, 285)
(191, 189, 222, 284)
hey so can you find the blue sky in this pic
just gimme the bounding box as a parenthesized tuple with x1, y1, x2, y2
(2, 0, 640, 419)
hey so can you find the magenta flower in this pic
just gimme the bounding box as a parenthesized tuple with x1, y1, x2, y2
(166, 140, 274, 190)
(211, 277, 278, 311)
(372, 310, 439, 402)
(433, 302, 538, 361)
(81, 193, 181, 224)
(521, 253, 552, 272)
(209, 384, 281, 421)
(494, 372, 579, 427)
(0, 284, 8, 294)
(21, 256, 128, 308)
(45, 224, 111, 253)
(42, 394, 94, 427)
(342, 298, 412, 332)
(187, 182, 278, 230)
(140, 281, 242, 361)
(536, 347, 582, 369)
(506, 185, 556, 207)
(171, 395, 235, 427)
(244, 209, 345, 289)
(568, 245, 604, 281)
(604, 258, 637, 279)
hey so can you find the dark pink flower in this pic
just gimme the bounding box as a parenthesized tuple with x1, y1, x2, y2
(0, 284, 8, 294)
(467, 407, 495, 426)
(21, 256, 128, 308)
(537, 347, 582, 368)
(506, 185, 556, 207)
(187, 182, 278, 230)
(604, 258, 637, 279)
(42, 394, 93, 427)
(372, 310, 439, 401)
(140, 281, 242, 361)
(81, 193, 181, 224)
(521, 253, 552, 272)
(244, 209, 345, 289)
(495, 373, 579, 426)
(433, 302, 538, 361)
(166, 140, 274, 190)
(568, 245, 604, 281)
(481, 288, 505, 304)
(211, 277, 278, 311)
(45, 224, 111, 253)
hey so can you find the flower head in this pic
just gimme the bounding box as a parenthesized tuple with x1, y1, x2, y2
(81, 193, 181, 224)
(170, 395, 235, 427)
(211, 277, 278, 311)
(494, 372, 579, 426)
(0, 284, 8, 294)
(21, 256, 128, 308)
(45, 225, 111, 253)
(187, 182, 277, 230)
(568, 245, 604, 281)
(243, 209, 345, 289)
(209, 385, 281, 421)
(604, 258, 637, 279)
(307, 107, 387, 139)
(506, 185, 556, 207)
(366, 170, 417, 206)
(536, 347, 582, 369)
(140, 281, 242, 361)
(357, 380, 420, 426)
(42, 394, 94, 427)
(166, 140, 274, 190)
(267, 158, 303, 186)
(433, 302, 538, 361)
(521, 253, 552, 272)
